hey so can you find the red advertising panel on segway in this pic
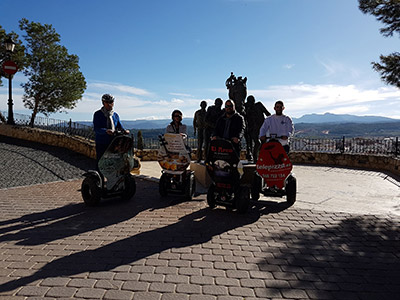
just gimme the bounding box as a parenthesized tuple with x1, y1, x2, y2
(256, 141, 292, 189)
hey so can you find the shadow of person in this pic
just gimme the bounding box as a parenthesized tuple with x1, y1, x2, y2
(0, 180, 172, 246)
(0, 205, 261, 292)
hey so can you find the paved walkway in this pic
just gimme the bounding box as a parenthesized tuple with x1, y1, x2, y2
(0, 137, 399, 299)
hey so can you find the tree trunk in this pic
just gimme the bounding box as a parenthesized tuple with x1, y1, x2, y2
(29, 99, 39, 128)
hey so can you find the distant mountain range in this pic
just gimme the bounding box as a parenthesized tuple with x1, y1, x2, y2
(78, 113, 399, 129)
(77, 113, 400, 138)
(292, 113, 397, 124)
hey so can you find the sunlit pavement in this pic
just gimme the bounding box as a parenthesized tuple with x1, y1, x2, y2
(1, 138, 399, 299)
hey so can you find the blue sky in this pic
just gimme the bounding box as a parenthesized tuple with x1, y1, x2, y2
(1, 0, 399, 122)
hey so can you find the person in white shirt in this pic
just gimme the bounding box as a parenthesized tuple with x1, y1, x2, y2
(259, 100, 294, 153)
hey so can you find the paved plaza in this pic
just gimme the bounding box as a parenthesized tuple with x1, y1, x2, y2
(0, 136, 399, 299)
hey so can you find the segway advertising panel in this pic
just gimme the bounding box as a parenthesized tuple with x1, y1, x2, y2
(157, 133, 195, 199)
(99, 135, 138, 189)
(158, 133, 190, 173)
(255, 140, 292, 189)
(206, 139, 249, 214)
(81, 133, 139, 206)
(252, 138, 296, 204)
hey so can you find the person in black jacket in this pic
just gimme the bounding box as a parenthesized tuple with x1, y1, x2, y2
(212, 99, 245, 155)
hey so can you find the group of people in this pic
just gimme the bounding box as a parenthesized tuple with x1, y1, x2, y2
(192, 96, 294, 162)
(93, 93, 294, 165)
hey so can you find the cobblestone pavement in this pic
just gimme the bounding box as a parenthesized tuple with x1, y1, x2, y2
(0, 136, 95, 189)
(0, 138, 400, 299)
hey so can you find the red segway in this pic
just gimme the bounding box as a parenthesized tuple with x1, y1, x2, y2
(251, 135, 296, 204)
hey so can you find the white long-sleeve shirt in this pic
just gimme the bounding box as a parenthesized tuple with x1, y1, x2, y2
(258, 114, 294, 146)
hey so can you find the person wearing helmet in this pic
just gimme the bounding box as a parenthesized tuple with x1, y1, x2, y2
(166, 109, 187, 135)
(93, 94, 129, 163)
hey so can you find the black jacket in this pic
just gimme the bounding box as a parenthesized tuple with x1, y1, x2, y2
(213, 112, 244, 141)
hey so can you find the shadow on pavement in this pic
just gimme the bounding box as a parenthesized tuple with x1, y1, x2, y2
(0, 199, 262, 292)
(257, 215, 400, 299)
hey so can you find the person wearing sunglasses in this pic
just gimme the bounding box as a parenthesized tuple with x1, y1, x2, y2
(166, 109, 187, 135)
(212, 99, 244, 155)
(93, 94, 129, 163)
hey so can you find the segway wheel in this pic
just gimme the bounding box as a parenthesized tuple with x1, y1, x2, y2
(184, 173, 196, 200)
(285, 175, 297, 205)
(251, 173, 262, 201)
(81, 176, 101, 206)
(236, 186, 250, 214)
(159, 173, 168, 197)
(121, 174, 136, 201)
(207, 183, 217, 209)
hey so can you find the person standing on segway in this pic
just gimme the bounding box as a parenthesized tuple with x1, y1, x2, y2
(204, 98, 224, 157)
(93, 94, 129, 164)
(193, 101, 207, 162)
(166, 109, 187, 135)
(212, 100, 245, 156)
(259, 100, 294, 153)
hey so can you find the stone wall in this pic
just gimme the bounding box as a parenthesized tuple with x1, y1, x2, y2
(1, 124, 399, 177)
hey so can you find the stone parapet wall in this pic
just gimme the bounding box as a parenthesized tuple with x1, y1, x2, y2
(1, 124, 399, 177)
(290, 151, 400, 177)
(0, 124, 96, 159)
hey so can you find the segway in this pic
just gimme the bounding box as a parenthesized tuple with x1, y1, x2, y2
(81, 131, 140, 206)
(158, 133, 196, 200)
(251, 135, 296, 204)
(205, 138, 250, 214)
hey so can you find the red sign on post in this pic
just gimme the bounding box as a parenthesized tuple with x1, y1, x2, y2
(2, 61, 18, 75)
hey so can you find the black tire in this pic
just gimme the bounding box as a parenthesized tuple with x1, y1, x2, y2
(159, 173, 168, 197)
(207, 183, 216, 208)
(184, 173, 196, 200)
(236, 186, 250, 214)
(121, 174, 136, 201)
(81, 176, 101, 206)
(285, 175, 297, 205)
(251, 173, 261, 201)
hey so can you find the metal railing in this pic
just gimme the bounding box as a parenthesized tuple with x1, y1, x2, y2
(1, 111, 95, 140)
(1, 111, 399, 156)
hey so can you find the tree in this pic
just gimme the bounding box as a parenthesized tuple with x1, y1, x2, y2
(359, 0, 400, 88)
(137, 130, 144, 150)
(19, 18, 86, 127)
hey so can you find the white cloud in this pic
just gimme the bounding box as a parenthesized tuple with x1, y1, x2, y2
(2, 79, 400, 121)
(89, 82, 152, 96)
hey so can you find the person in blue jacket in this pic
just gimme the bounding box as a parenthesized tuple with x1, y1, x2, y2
(93, 94, 129, 163)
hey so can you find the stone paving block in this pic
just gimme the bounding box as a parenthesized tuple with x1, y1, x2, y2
(45, 286, 77, 297)
(148, 282, 175, 293)
(16, 286, 49, 297)
(67, 278, 96, 288)
(132, 291, 162, 300)
(175, 283, 202, 294)
(75, 287, 106, 298)
(40, 277, 70, 287)
(121, 281, 149, 291)
(202, 285, 228, 296)
(164, 275, 189, 284)
(104, 289, 134, 300)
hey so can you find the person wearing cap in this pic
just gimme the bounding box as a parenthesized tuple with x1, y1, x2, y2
(93, 94, 129, 162)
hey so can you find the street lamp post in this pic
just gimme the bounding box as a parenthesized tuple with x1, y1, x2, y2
(4, 37, 16, 125)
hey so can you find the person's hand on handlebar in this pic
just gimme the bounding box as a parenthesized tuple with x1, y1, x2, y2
(231, 137, 239, 144)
